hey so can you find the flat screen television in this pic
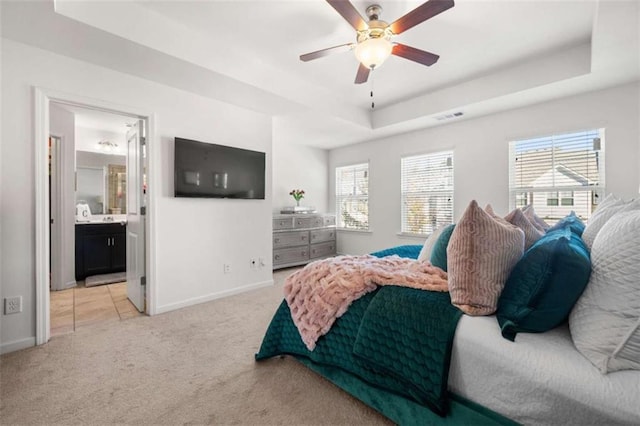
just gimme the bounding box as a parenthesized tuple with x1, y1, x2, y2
(174, 137, 265, 199)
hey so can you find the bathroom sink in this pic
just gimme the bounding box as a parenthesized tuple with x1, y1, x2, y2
(76, 215, 127, 225)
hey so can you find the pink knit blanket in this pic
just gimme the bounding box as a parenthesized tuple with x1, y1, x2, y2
(284, 255, 448, 350)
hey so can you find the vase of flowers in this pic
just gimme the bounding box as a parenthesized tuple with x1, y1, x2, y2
(289, 189, 305, 207)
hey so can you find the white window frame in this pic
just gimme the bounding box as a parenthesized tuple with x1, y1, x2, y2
(335, 163, 369, 231)
(509, 129, 605, 222)
(400, 150, 454, 236)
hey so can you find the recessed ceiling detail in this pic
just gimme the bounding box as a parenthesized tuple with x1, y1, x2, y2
(2, 0, 638, 149)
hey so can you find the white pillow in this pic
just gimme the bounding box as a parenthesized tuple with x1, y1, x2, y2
(569, 210, 640, 373)
(595, 193, 621, 210)
(582, 198, 640, 249)
(417, 224, 448, 262)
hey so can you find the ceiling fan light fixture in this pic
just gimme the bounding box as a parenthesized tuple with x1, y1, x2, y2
(355, 36, 393, 69)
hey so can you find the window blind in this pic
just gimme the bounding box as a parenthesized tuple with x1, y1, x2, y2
(509, 129, 604, 223)
(401, 151, 453, 235)
(336, 163, 369, 230)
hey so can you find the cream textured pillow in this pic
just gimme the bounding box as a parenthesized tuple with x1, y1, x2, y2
(447, 200, 525, 315)
(417, 224, 449, 262)
(570, 210, 640, 373)
(505, 208, 544, 250)
(581, 198, 640, 250)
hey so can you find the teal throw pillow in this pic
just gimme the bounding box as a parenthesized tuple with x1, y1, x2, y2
(547, 211, 585, 236)
(496, 227, 591, 341)
(429, 224, 456, 271)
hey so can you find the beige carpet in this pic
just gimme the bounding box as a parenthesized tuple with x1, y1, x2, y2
(0, 268, 391, 425)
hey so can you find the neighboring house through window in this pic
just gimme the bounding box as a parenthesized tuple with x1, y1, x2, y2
(401, 151, 454, 235)
(509, 129, 604, 223)
(335, 163, 369, 230)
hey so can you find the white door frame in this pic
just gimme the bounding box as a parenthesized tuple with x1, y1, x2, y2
(34, 87, 158, 345)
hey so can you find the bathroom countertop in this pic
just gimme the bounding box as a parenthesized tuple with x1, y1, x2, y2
(75, 214, 127, 225)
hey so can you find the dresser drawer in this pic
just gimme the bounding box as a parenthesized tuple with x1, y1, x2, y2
(273, 217, 293, 230)
(294, 216, 323, 229)
(323, 216, 336, 226)
(310, 241, 336, 260)
(274, 246, 310, 266)
(273, 231, 308, 249)
(310, 228, 336, 244)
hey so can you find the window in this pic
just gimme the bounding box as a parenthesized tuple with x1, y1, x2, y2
(510, 129, 604, 223)
(401, 151, 454, 235)
(336, 163, 369, 230)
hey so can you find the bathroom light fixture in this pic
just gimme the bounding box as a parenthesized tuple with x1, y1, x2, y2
(98, 140, 118, 153)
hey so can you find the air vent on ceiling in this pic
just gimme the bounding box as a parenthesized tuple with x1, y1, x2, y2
(434, 111, 464, 121)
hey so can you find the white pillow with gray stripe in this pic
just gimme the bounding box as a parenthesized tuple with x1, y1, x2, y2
(569, 210, 640, 373)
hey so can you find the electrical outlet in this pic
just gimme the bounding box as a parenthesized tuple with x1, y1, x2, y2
(250, 259, 257, 269)
(223, 263, 231, 274)
(4, 296, 22, 315)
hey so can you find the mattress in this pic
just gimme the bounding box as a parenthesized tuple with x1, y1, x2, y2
(448, 315, 640, 425)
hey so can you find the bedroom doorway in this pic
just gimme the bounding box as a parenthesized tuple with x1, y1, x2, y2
(49, 104, 146, 336)
(35, 87, 157, 345)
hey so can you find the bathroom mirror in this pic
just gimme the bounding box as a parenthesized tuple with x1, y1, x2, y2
(76, 151, 126, 214)
(76, 167, 105, 214)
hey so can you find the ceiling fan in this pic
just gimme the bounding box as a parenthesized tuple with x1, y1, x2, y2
(300, 0, 455, 84)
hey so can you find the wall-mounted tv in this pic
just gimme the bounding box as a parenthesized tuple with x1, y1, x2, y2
(174, 137, 265, 199)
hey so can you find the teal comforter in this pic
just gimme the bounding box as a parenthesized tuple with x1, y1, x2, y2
(255, 246, 462, 415)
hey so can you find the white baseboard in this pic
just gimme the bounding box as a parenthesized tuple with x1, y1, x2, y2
(155, 279, 274, 315)
(1, 337, 36, 354)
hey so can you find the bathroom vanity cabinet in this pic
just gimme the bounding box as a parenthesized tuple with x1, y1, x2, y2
(75, 222, 126, 280)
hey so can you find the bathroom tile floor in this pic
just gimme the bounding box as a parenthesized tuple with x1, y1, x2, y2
(50, 282, 142, 337)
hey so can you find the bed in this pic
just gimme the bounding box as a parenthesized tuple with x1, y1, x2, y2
(256, 243, 640, 425)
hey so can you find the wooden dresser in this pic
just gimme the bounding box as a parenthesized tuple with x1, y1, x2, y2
(272, 213, 336, 269)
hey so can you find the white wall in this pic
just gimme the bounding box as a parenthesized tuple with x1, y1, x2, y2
(272, 116, 329, 213)
(76, 150, 126, 169)
(1, 39, 273, 352)
(49, 104, 76, 291)
(329, 82, 640, 255)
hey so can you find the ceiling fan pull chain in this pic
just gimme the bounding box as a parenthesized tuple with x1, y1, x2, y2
(370, 69, 375, 109)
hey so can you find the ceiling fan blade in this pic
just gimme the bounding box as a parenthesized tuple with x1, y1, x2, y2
(354, 63, 370, 84)
(392, 43, 440, 66)
(326, 0, 368, 31)
(390, 0, 454, 34)
(300, 43, 354, 62)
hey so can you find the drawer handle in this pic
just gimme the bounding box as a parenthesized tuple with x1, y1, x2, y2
(312, 234, 316, 239)
(274, 238, 280, 243)
(280, 221, 285, 226)
(301, 235, 306, 240)
(275, 255, 280, 260)
(330, 233, 334, 237)
(302, 251, 306, 256)
(312, 249, 316, 254)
